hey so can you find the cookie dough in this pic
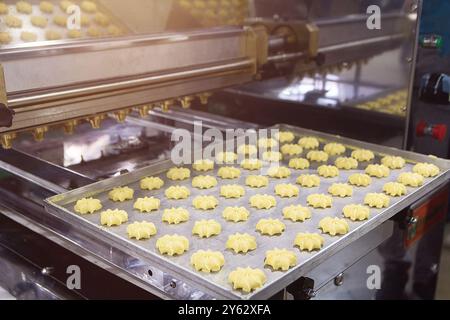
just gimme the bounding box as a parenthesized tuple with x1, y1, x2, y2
(319, 217, 349, 236)
(87, 26, 101, 37)
(335, 157, 358, 170)
(156, 234, 189, 256)
(413, 163, 440, 177)
(5, 16, 22, 28)
(67, 29, 82, 38)
(258, 138, 278, 149)
(348, 173, 372, 187)
(351, 149, 375, 162)
(53, 15, 67, 27)
(80, 14, 90, 26)
(275, 183, 299, 198)
(74, 197, 102, 214)
(288, 158, 310, 170)
(342, 204, 370, 221)
(383, 182, 407, 197)
(365, 164, 390, 178)
(0, 2, 9, 14)
(264, 249, 297, 271)
(162, 207, 189, 224)
(30, 15, 48, 28)
(307, 194, 333, 209)
(140, 176, 164, 190)
(81, 0, 97, 13)
(222, 207, 249, 222)
(256, 218, 286, 236)
(192, 159, 214, 172)
(283, 205, 311, 222)
(381, 156, 406, 169)
(16, 1, 32, 14)
(20, 31, 37, 42)
(217, 166, 241, 179)
(45, 29, 62, 40)
(165, 185, 190, 200)
(127, 221, 157, 240)
(317, 165, 339, 178)
(397, 172, 424, 187)
(216, 151, 238, 164)
(245, 175, 268, 188)
(59, 0, 73, 12)
(328, 183, 353, 197)
(267, 166, 291, 179)
(192, 219, 221, 238)
(307, 150, 329, 162)
(281, 144, 303, 156)
(39, 1, 54, 13)
(237, 144, 257, 156)
(250, 194, 276, 209)
(294, 233, 324, 252)
(298, 137, 319, 149)
(262, 151, 283, 162)
(134, 197, 160, 213)
(364, 193, 390, 208)
(0, 32, 12, 44)
(228, 267, 266, 293)
(192, 195, 219, 210)
(167, 167, 191, 181)
(100, 209, 128, 227)
(323, 143, 346, 156)
(220, 184, 245, 199)
(94, 12, 110, 26)
(226, 233, 257, 254)
(240, 158, 262, 170)
(108, 186, 134, 202)
(275, 131, 295, 143)
(192, 175, 218, 189)
(296, 174, 320, 187)
(191, 250, 225, 273)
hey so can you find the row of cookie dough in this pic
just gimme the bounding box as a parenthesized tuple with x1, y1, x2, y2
(0, 1, 100, 15)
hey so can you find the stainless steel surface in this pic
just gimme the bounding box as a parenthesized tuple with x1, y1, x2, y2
(45, 123, 450, 300)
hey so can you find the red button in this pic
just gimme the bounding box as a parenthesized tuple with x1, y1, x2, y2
(432, 124, 447, 141)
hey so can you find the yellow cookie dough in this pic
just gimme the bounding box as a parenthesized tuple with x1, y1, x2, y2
(307, 194, 333, 209)
(191, 250, 225, 273)
(281, 144, 303, 156)
(53, 15, 67, 27)
(319, 217, 349, 236)
(5, 16, 22, 28)
(317, 165, 339, 178)
(0, 32, 12, 44)
(365, 164, 390, 178)
(237, 144, 257, 156)
(45, 29, 62, 40)
(364, 193, 390, 208)
(267, 166, 291, 179)
(192, 195, 218, 210)
(30, 15, 48, 28)
(413, 163, 440, 177)
(162, 207, 190, 224)
(381, 156, 406, 169)
(262, 151, 283, 162)
(81, 0, 97, 13)
(298, 136, 319, 150)
(328, 183, 353, 197)
(296, 174, 320, 188)
(217, 166, 241, 179)
(16, 1, 32, 14)
(165, 186, 190, 200)
(222, 207, 249, 222)
(227, 233, 257, 254)
(264, 249, 297, 271)
(324, 143, 346, 156)
(20, 31, 37, 42)
(40, 1, 54, 13)
(220, 185, 245, 199)
(228, 267, 266, 293)
(192, 219, 221, 238)
(140, 176, 164, 190)
(74, 197, 102, 214)
(250, 194, 276, 209)
(348, 173, 372, 187)
(294, 233, 324, 252)
(335, 157, 358, 170)
(59, 0, 73, 12)
(100, 209, 128, 227)
(275, 183, 299, 198)
(87, 26, 101, 37)
(397, 172, 424, 187)
(67, 29, 82, 39)
(240, 159, 262, 170)
(133, 197, 160, 213)
(192, 159, 214, 172)
(80, 14, 90, 27)
(94, 12, 110, 26)
(167, 167, 191, 181)
(192, 175, 218, 189)
(216, 151, 238, 164)
(0, 2, 9, 15)
(383, 182, 407, 197)
(245, 175, 268, 188)
(156, 234, 189, 256)
(108, 186, 134, 202)
(289, 158, 310, 170)
(127, 221, 157, 240)
(342, 204, 370, 221)
(283, 205, 311, 222)
(275, 131, 295, 143)
(258, 138, 278, 149)
(351, 149, 375, 162)
(307, 150, 329, 162)
(256, 218, 285, 236)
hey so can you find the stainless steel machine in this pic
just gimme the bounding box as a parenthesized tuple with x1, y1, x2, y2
(0, 0, 448, 300)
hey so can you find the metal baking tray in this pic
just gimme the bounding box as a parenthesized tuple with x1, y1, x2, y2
(44, 124, 450, 300)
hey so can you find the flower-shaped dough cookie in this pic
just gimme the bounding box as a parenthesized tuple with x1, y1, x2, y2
(192, 195, 219, 210)
(283, 205, 311, 222)
(192, 175, 218, 189)
(81, 0, 97, 13)
(100, 209, 128, 227)
(74, 198, 102, 214)
(383, 182, 407, 197)
(288, 158, 310, 170)
(258, 138, 278, 149)
(192, 219, 222, 238)
(342, 204, 370, 221)
(397, 172, 424, 187)
(222, 207, 250, 222)
(156, 234, 189, 256)
(351, 149, 375, 162)
(413, 163, 440, 177)
(191, 250, 225, 273)
(323, 143, 346, 156)
(140, 176, 164, 190)
(16, 1, 32, 14)
(240, 159, 263, 170)
(216, 151, 238, 164)
(39, 1, 54, 13)
(364, 193, 390, 208)
(348, 173, 372, 187)
(335, 157, 358, 170)
(165, 186, 190, 200)
(307, 194, 333, 209)
(298, 137, 319, 149)
(328, 183, 353, 197)
(262, 151, 283, 162)
(108, 187, 134, 202)
(226, 233, 257, 253)
(127, 221, 157, 240)
(192, 159, 214, 172)
(229, 267, 266, 293)
(217, 166, 241, 179)
(294, 233, 324, 252)
(275, 184, 299, 198)
(134, 197, 160, 213)
(162, 207, 190, 224)
(296, 174, 320, 187)
(381, 156, 406, 169)
(264, 249, 297, 271)
(237, 144, 258, 156)
(307, 150, 329, 162)
(281, 144, 303, 156)
(220, 185, 245, 199)
(256, 218, 286, 236)
(267, 166, 291, 178)
(167, 167, 191, 181)
(31, 16, 48, 28)
(319, 217, 349, 236)
(317, 165, 339, 178)
(365, 164, 390, 178)
(246, 175, 269, 188)
(250, 194, 277, 209)
(275, 131, 295, 143)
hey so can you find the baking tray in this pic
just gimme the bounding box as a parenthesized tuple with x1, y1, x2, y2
(44, 124, 450, 300)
